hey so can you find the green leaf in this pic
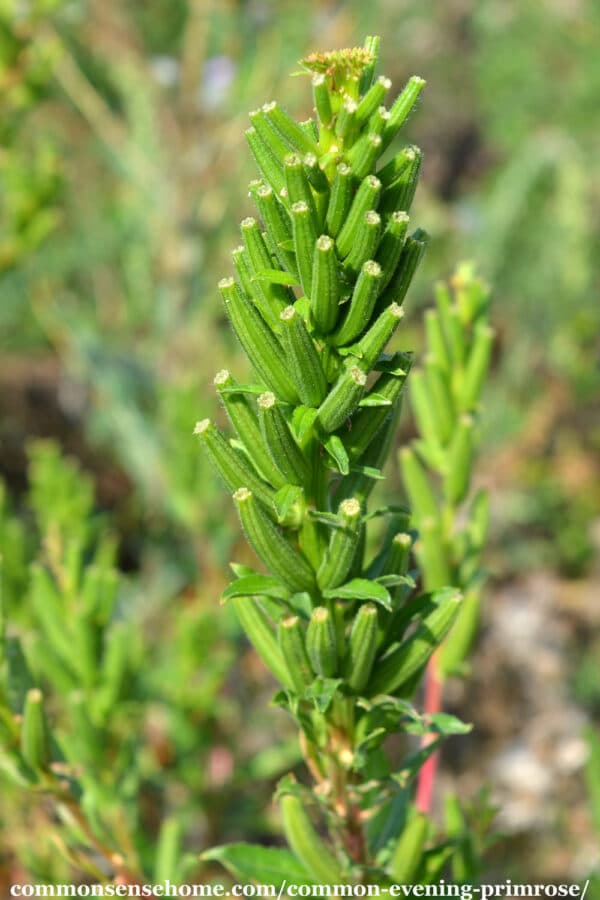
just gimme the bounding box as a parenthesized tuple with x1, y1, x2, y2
(229, 562, 260, 578)
(323, 578, 392, 610)
(307, 509, 344, 529)
(404, 712, 473, 737)
(376, 573, 415, 589)
(291, 406, 319, 445)
(253, 268, 300, 286)
(363, 503, 410, 521)
(349, 464, 385, 480)
(218, 383, 268, 395)
(274, 485, 304, 524)
(323, 435, 350, 475)
(222, 576, 290, 603)
(358, 392, 393, 407)
(201, 843, 314, 886)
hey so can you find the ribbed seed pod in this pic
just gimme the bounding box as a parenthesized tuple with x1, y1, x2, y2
(257, 392, 309, 486)
(279, 306, 327, 406)
(241, 217, 290, 323)
(252, 184, 298, 277)
(347, 132, 383, 180)
(336, 175, 382, 258)
(263, 101, 319, 156)
(232, 598, 292, 690)
(280, 793, 343, 884)
(356, 302, 405, 369)
(410, 368, 443, 448)
(443, 414, 474, 504)
(291, 201, 318, 297)
(460, 323, 494, 410)
(343, 211, 382, 275)
(299, 118, 319, 143)
(332, 260, 382, 347)
(231, 244, 256, 301)
(356, 75, 391, 124)
(376, 229, 428, 315)
(312, 74, 332, 127)
(399, 446, 438, 520)
(389, 809, 429, 882)
(233, 488, 316, 592)
(303, 152, 329, 194)
(21, 688, 50, 771)
(278, 615, 313, 692)
(316, 366, 367, 433)
(326, 163, 354, 238)
(424, 357, 454, 444)
(382, 75, 426, 150)
(346, 603, 378, 692)
(415, 517, 452, 590)
(384, 532, 412, 576)
(249, 107, 292, 164)
(219, 277, 299, 403)
(368, 589, 462, 695)
(245, 126, 285, 195)
(214, 370, 286, 487)
(284, 154, 317, 219)
(306, 607, 338, 677)
(317, 498, 362, 590)
(312, 235, 341, 334)
(378, 145, 417, 186)
(345, 371, 408, 459)
(380, 147, 422, 217)
(194, 419, 276, 507)
(376, 211, 410, 290)
(335, 98, 358, 142)
(368, 105, 391, 136)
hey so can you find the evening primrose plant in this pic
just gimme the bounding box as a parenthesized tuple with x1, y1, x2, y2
(197, 38, 493, 884)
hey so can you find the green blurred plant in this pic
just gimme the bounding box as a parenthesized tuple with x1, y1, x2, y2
(197, 36, 493, 885)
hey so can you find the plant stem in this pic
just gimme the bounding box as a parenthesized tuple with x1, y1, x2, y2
(415, 652, 442, 814)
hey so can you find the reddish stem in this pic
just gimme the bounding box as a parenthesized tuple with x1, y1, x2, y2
(415, 653, 442, 814)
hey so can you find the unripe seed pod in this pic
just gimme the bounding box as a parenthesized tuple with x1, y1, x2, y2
(376, 229, 428, 316)
(335, 97, 358, 142)
(249, 107, 292, 164)
(382, 75, 426, 151)
(384, 532, 412, 577)
(368, 105, 391, 137)
(378, 145, 417, 186)
(376, 211, 410, 291)
(345, 371, 408, 459)
(460, 322, 495, 411)
(389, 808, 429, 882)
(380, 147, 422, 217)
(336, 175, 381, 258)
(284, 154, 317, 219)
(444, 414, 475, 505)
(312, 73, 333, 127)
(21, 688, 50, 771)
(257, 392, 309, 486)
(357, 302, 405, 370)
(233, 488, 316, 593)
(214, 370, 286, 487)
(409, 368, 443, 448)
(316, 365, 367, 433)
(252, 184, 298, 277)
(231, 244, 256, 302)
(291, 201, 318, 297)
(346, 603, 378, 692)
(399, 446, 438, 521)
(424, 357, 454, 444)
(219, 277, 299, 403)
(302, 152, 329, 194)
(317, 498, 362, 590)
(343, 211, 382, 275)
(299, 118, 319, 143)
(245, 126, 285, 196)
(326, 163, 354, 238)
(424, 308, 451, 371)
(195, 418, 276, 508)
(233, 598, 293, 690)
(306, 606, 338, 677)
(347, 132, 383, 180)
(279, 306, 327, 406)
(241, 217, 289, 324)
(280, 793, 343, 884)
(415, 516, 452, 590)
(332, 260, 383, 347)
(312, 234, 341, 334)
(278, 615, 313, 692)
(356, 75, 391, 124)
(368, 589, 462, 695)
(263, 100, 319, 156)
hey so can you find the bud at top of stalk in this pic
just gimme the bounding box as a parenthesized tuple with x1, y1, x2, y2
(218, 276, 235, 290)
(257, 184, 273, 199)
(340, 497, 361, 518)
(311, 606, 329, 624)
(214, 369, 231, 387)
(193, 418, 211, 435)
(241, 216, 257, 229)
(365, 211, 381, 227)
(350, 367, 368, 386)
(280, 305, 296, 322)
(233, 486, 252, 503)
(393, 532, 412, 548)
(317, 235, 334, 251)
(257, 391, 276, 409)
(291, 200, 309, 213)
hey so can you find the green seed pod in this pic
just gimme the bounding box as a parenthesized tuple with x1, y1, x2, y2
(233, 488, 316, 593)
(389, 808, 429, 882)
(460, 323, 494, 411)
(312, 74, 333, 127)
(241, 217, 290, 325)
(249, 107, 292, 165)
(346, 603, 378, 692)
(306, 607, 338, 677)
(359, 35, 380, 93)
(357, 302, 405, 370)
(382, 75, 426, 150)
(302, 152, 329, 194)
(252, 184, 299, 277)
(335, 97, 358, 142)
(278, 615, 313, 692)
(299, 118, 319, 143)
(424, 308, 451, 371)
(231, 244, 256, 301)
(245, 126, 285, 195)
(263, 100, 319, 156)
(232, 597, 293, 690)
(376, 211, 410, 290)
(399, 446, 438, 521)
(284, 154, 317, 219)
(356, 75, 391, 125)
(345, 371, 408, 459)
(280, 793, 343, 884)
(376, 229, 427, 315)
(378, 145, 417, 186)
(368, 589, 462, 695)
(438, 587, 480, 678)
(312, 235, 341, 334)
(257, 392, 309, 486)
(21, 688, 51, 772)
(384, 531, 413, 577)
(195, 419, 276, 508)
(336, 175, 382, 258)
(443, 414, 475, 504)
(343, 211, 382, 275)
(415, 517, 452, 590)
(409, 369, 443, 449)
(347, 132, 383, 180)
(317, 498, 362, 590)
(214, 370, 286, 487)
(368, 105, 391, 137)
(380, 147, 422, 217)
(424, 357, 454, 445)
(291, 201, 318, 298)
(219, 277, 299, 403)
(317, 365, 367, 433)
(279, 306, 327, 406)
(326, 163, 354, 238)
(332, 260, 383, 346)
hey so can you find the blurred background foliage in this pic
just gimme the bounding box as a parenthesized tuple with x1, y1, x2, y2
(0, 0, 598, 890)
